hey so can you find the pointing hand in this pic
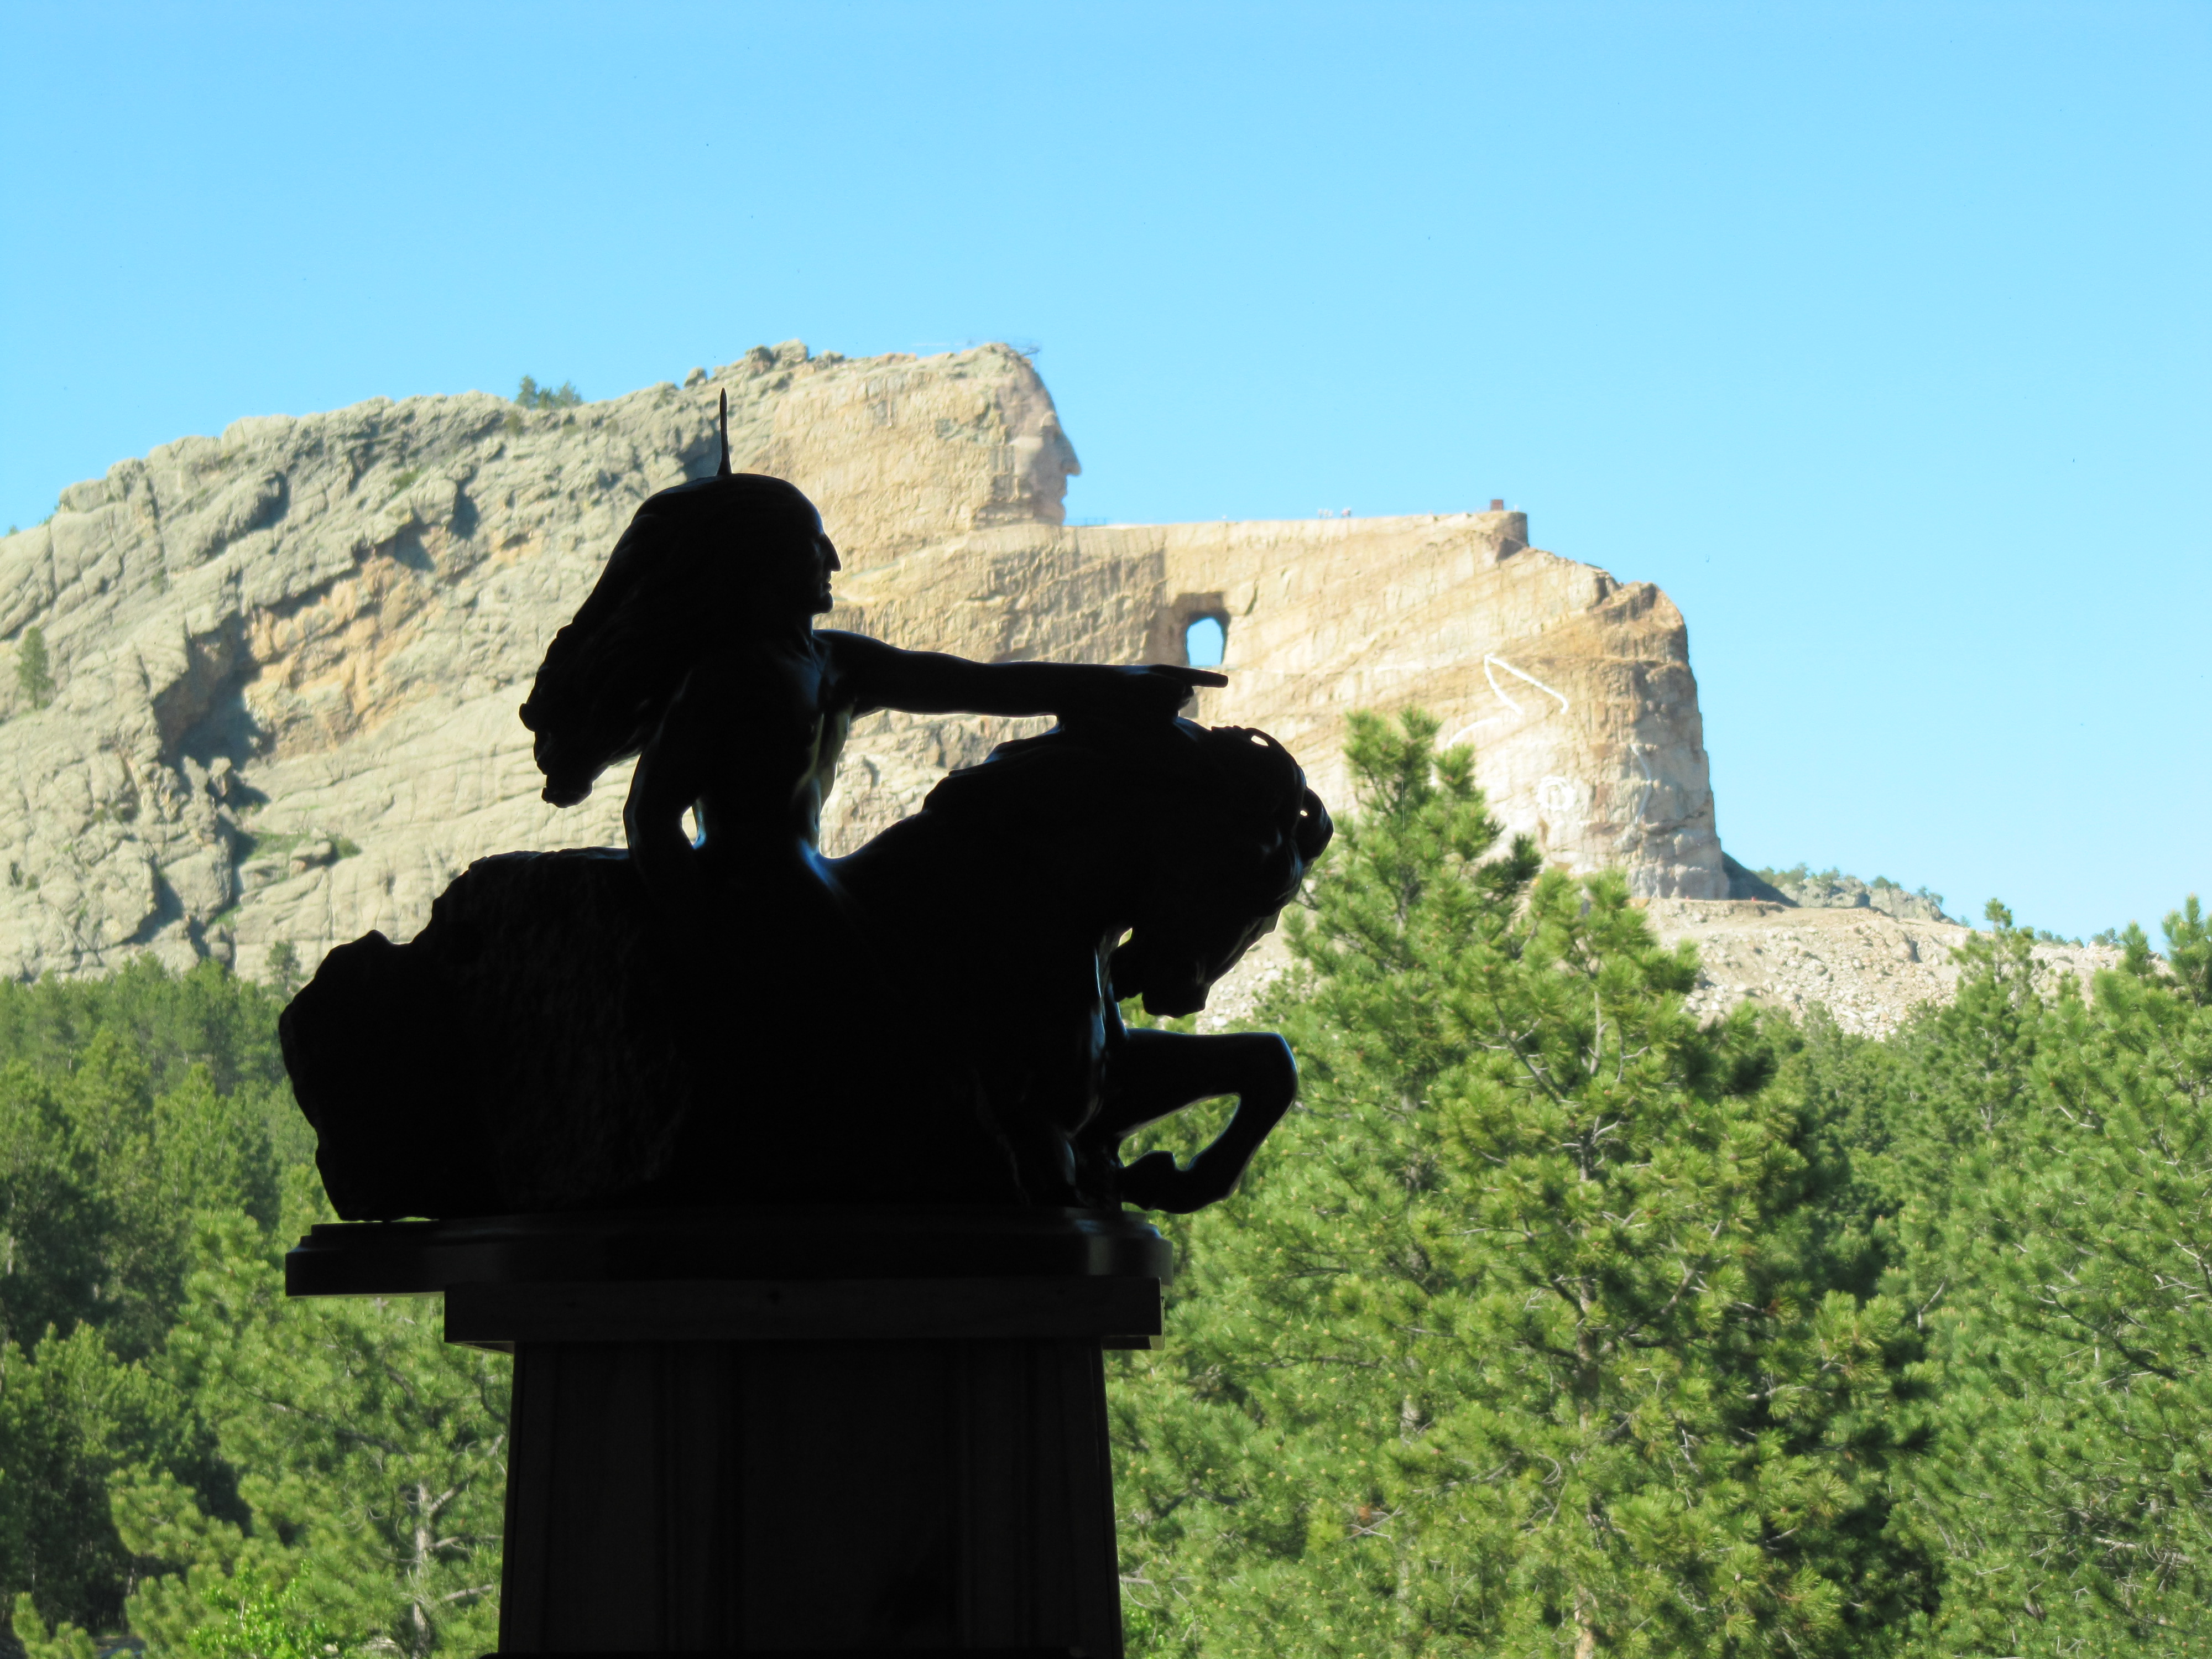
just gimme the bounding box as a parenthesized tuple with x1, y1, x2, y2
(1062, 664, 1227, 724)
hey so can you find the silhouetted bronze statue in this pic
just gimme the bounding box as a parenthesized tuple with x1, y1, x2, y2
(281, 393, 1332, 1218)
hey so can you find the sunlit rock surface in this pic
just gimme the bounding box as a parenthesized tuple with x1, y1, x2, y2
(0, 341, 1724, 983)
(1652, 900, 2119, 1039)
(828, 512, 1723, 901)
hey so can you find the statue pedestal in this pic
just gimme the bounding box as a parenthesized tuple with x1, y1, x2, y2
(288, 1208, 1170, 1658)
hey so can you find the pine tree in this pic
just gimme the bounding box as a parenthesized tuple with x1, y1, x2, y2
(15, 627, 52, 711)
(264, 942, 301, 1002)
(1893, 899, 2212, 1652)
(1112, 711, 1929, 1658)
(112, 1194, 509, 1659)
(0, 958, 306, 1641)
(513, 377, 581, 411)
(0, 1327, 199, 1643)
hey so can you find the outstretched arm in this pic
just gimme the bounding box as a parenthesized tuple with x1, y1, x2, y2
(823, 630, 1224, 724)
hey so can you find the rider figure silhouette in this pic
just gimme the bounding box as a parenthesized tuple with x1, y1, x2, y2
(519, 391, 1223, 926)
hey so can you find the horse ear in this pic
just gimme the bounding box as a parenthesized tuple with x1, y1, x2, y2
(716, 389, 731, 477)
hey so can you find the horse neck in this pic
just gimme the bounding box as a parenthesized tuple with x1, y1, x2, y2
(980, 805, 1138, 956)
(837, 793, 1138, 953)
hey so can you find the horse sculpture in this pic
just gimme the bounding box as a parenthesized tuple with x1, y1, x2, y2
(280, 415, 1332, 1219)
(281, 715, 1331, 1218)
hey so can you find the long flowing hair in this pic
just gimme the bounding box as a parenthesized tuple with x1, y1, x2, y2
(520, 470, 822, 806)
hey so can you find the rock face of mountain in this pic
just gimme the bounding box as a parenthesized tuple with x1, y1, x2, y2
(825, 512, 1724, 901)
(1657, 899, 2117, 1039)
(1722, 854, 1954, 924)
(0, 341, 1725, 983)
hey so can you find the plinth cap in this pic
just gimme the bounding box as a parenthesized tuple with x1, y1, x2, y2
(286, 1204, 1172, 1300)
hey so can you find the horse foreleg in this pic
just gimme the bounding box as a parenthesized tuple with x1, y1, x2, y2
(1092, 1029, 1298, 1213)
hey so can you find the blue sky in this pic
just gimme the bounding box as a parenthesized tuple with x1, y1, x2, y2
(2, 1, 2204, 940)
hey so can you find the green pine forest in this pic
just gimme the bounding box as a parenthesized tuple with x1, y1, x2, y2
(2, 711, 2206, 1658)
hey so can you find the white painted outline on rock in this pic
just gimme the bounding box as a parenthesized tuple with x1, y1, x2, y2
(1444, 654, 1572, 747)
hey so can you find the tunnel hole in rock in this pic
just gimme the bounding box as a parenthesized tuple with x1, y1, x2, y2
(1148, 592, 1230, 670)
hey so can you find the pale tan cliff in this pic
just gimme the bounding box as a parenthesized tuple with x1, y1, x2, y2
(821, 512, 1723, 900)
(1193, 897, 2122, 1041)
(1656, 900, 2121, 1038)
(0, 340, 1723, 988)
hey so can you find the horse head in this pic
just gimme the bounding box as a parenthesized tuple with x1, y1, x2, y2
(1103, 722, 1334, 1016)
(909, 717, 1332, 1019)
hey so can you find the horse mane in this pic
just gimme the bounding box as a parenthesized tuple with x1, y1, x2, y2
(919, 718, 1332, 880)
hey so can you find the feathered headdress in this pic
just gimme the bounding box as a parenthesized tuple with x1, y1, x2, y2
(517, 387, 822, 805)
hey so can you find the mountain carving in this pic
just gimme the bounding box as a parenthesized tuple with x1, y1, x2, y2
(0, 341, 1723, 982)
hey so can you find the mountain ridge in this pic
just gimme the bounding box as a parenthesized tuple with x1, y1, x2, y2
(0, 341, 1723, 982)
